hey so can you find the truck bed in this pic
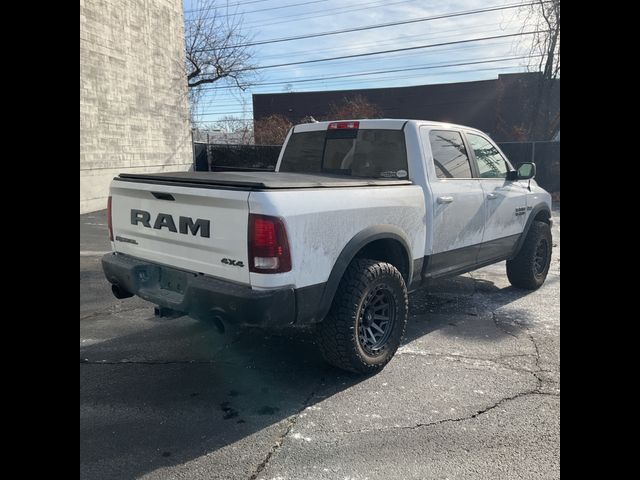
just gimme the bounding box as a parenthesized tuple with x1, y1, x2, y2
(116, 171, 412, 190)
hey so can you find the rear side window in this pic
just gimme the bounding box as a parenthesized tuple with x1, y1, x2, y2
(279, 129, 408, 178)
(428, 130, 472, 178)
(467, 133, 508, 178)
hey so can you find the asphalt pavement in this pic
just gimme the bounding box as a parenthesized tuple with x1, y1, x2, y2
(80, 207, 560, 480)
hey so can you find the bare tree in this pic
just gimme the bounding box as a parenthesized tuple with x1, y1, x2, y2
(214, 116, 254, 144)
(184, 0, 257, 119)
(326, 95, 383, 120)
(254, 115, 293, 145)
(520, 0, 560, 139)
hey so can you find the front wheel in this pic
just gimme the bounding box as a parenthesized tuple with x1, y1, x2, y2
(317, 259, 408, 374)
(507, 220, 552, 290)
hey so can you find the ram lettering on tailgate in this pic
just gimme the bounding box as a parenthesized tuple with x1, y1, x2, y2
(130, 209, 210, 238)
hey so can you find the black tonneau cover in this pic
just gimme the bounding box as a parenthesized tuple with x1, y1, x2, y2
(117, 171, 412, 189)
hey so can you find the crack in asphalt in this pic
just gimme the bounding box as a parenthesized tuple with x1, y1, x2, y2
(488, 297, 556, 394)
(403, 390, 560, 432)
(323, 390, 559, 436)
(464, 274, 555, 389)
(492, 311, 519, 338)
(401, 268, 559, 421)
(396, 349, 546, 383)
(526, 331, 547, 389)
(247, 417, 296, 480)
(248, 382, 323, 480)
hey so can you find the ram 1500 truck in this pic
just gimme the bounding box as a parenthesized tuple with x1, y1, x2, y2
(102, 119, 552, 373)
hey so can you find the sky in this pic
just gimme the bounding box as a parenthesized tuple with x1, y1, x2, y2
(183, 0, 539, 125)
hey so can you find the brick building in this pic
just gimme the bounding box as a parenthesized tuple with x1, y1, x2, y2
(252, 72, 559, 143)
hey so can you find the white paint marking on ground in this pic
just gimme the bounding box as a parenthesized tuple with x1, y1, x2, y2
(80, 251, 110, 257)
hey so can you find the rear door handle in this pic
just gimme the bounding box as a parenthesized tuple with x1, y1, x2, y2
(437, 196, 454, 204)
(487, 193, 498, 200)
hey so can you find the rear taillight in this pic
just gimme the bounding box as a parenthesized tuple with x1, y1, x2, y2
(107, 196, 113, 241)
(327, 121, 359, 130)
(248, 214, 291, 273)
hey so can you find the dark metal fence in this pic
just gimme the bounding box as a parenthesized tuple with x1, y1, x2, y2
(498, 141, 560, 193)
(194, 141, 559, 193)
(193, 143, 281, 172)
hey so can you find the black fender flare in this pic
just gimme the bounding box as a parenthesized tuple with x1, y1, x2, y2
(510, 203, 552, 258)
(315, 225, 414, 322)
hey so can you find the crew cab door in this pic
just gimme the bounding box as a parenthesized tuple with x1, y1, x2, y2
(464, 132, 527, 263)
(420, 127, 486, 276)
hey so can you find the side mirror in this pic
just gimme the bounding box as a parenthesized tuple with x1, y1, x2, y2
(516, 162, 536, 180)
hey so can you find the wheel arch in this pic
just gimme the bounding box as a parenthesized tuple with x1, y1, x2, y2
(315, 225, 414, 322)
(510, 203, 552, 259)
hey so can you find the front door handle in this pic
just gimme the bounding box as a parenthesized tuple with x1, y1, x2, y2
(437, 196, 454, 204)
(487, 193, 498, 200)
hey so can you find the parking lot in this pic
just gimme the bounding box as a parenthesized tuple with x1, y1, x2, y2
(80, 208, 559, 480)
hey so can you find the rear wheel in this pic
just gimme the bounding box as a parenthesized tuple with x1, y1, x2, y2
(317, 259, 408, 374)
(507, 220, 552, 290)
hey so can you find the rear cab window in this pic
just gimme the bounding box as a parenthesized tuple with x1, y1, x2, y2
(279, 126, 408, 179)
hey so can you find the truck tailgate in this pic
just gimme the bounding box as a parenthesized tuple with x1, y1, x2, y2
(109, 179, 250, 284)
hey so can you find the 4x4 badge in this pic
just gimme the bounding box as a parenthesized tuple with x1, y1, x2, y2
(221, 258, 244, 267)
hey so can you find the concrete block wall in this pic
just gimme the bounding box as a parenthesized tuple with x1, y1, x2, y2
(80, 0, 192, 213)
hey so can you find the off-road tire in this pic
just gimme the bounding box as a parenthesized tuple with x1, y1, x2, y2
(506, 220, 552, 290)
(317, 259, 408, 374)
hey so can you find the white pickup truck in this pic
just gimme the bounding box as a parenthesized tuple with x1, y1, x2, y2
(102, 119, 552, 373)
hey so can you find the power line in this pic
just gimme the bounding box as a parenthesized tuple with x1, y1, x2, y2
(184, 0, 271, 14)
(286, 37, 516, 70)
(186, 0, 329, 20)
(193, 2, 540, 52)
(192, 31, 536, 86)
(249, 34, 516, 72)
(197, 54, 539, 93)
(256, 21, 507, 61)
(193, 61, 536, 113)
(228, 31, 542, 73)
(199, 67, 529, 113)
(193, 63, 533, 115)
(197, 39, 522, 97)
(225, 0, 415, 26)
(244, 0, 425, 29)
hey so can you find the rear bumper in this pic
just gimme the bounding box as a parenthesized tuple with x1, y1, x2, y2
(101, 252, 295, 328)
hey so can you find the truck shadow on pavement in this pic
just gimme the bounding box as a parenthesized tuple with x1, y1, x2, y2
(404, 273, 549, 343)
(80, 273, 540, 480)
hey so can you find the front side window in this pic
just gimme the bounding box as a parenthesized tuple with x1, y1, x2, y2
(428, 130, 472, 178)
(467, 133, 508, 179)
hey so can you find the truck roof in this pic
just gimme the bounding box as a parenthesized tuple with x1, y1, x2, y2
(293, 118, 485, 134)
